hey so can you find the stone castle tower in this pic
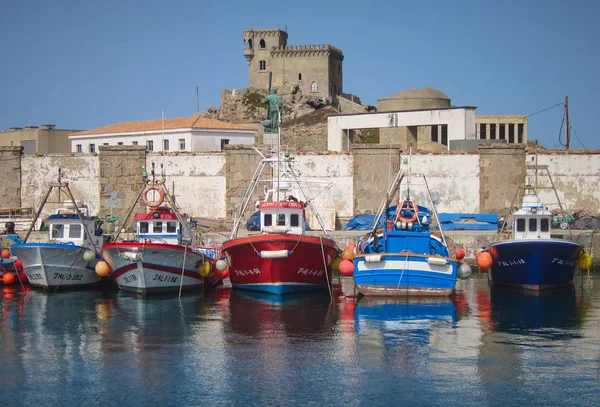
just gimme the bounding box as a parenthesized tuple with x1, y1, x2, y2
(243, 29, 344, 100)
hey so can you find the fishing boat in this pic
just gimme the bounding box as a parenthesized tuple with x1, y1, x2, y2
(486, 165, 584, 290)
(101, 163, 219, 295)
(220, 108, 339, 295)
(352, 164, 467, 297)
(9, 179, 104, 289)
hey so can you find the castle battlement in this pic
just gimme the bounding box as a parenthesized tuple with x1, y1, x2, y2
(270, 44, 344, 58)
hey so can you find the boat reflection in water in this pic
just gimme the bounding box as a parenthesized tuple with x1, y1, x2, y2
(226, 290, 334, 337)
(354, 296, 459, 347)
(488, 285, 584, 335)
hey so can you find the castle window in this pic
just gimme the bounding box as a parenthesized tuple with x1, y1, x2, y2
(245, 39, 253, 49)
(259, 39, 266, 49)
(298, 73, 302, 81)
(311, 81, 318, 92)
(259, 60, 266, 71)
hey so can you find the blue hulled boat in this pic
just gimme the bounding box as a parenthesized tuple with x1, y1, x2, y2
(353, 170, 467, 297)
(488, 183, 583, 291)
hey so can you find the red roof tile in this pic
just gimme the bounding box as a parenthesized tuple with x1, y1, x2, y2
(71, 114, 256, 136)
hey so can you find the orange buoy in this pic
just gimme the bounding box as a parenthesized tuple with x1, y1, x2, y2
(3, 272, 15, 285)
(221, 267, 229, 279)
(341, 249, 355, 261)
(15, 259, 23, 270)
(455, 247, 465, 260)
(346, 243, 356, 253)
(476, 252, 493, 269)
(95, 261, 111, 277)
(330, 256, 342, 272)
(339, 259, 354, 276)
(1, 249, 10, 259)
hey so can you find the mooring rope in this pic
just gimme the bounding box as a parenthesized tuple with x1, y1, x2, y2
(178, 245, 188, 298)
(320, 236, 332, 302)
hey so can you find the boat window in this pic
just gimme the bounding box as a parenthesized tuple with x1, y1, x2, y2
(167, 222, 177, 233)
(290, 214, 299, 227)
(264, 214, 272, 226)
(51, 224, 64, 239)
(516, 218, 525, 232)
(139, 222, 149, 233)
(277, 214, 286, 226)
(529, 218, 537, 232)
(540, 218, 549, 232)
(154, 222, 163, 233)
(69, 224, 82, 239)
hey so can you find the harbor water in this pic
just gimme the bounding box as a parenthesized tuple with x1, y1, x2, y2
(1, 274, 599, 406)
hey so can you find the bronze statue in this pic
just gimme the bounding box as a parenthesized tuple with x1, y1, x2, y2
(263, 88, 283, 133)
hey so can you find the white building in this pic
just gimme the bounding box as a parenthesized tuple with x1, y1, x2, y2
(69, 114, 257, 153)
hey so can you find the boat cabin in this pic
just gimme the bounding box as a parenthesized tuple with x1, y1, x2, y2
(512, 192, 552, 240)
(259, 199, 305, 235)
(135, 207, 182, 244)
(47, 201, 103, 248)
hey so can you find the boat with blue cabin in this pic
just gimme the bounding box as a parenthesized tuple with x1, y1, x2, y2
(10, 196, 104, 289)
(488, 165, 584, 290)
(353, 168, 467, 297)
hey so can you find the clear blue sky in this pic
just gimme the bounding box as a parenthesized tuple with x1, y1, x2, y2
(1, 0, 598, 149)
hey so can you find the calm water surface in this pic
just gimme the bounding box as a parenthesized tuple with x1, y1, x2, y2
(1, 275, 599, 406)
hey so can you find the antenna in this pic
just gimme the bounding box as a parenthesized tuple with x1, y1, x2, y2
(564, 96, 570, 150)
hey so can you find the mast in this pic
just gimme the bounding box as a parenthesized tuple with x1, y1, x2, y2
(565, 96, 570, 150)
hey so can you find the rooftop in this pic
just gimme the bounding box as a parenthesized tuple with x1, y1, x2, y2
(71, 115, 256, 136)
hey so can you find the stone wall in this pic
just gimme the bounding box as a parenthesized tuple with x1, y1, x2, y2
(479, 144, 526, 214)
(352, 145, 400, 214)
(98, 146, 146, 231)
(0, 147, 22, 208)
(21, 154, 100, 216)
(224, 146, 264, 224)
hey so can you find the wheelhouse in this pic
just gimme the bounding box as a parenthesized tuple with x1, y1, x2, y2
(259, 200, 305, 235)
(135, 208, 182, 245)
(513, 193, 552, 240)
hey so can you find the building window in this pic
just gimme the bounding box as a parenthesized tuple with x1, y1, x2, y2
(516, 218, 525, 232)
(441, 125, 448, 146)
(179, 138, 185, 150)
(431, 126, 439, 143)
(298, 73, 302, 81)
(277, 214, 286, 226)
(167, 222, 177, 233)
(259, 60, 266, 71)
(51, 224, 64, 239)
(509, 123, 515, 143)
(311, 81, 318, 92)
(499, 124, 506, 140)
(117, 142, 123, 146)
(132, 141, 138, 145)
(259, 39, 266, 49)
(540, 218, 549, 232)
(69, 224, 82, 239)
(147, 140, 154, 151)
(517, 123, 524, 143)
(103, 143, 109, 146)
(490, 124, 496, 140)
(479, 124, 487, 140)
(76, 144, 82, 153)
(163, 139, 169, 151)
(89, 144, 96, 153)
(154, 222, 163, 233)
(221, 139, 230, 150)
(139, 222, 149, 233)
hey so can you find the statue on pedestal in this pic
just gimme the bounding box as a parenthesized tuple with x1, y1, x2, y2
(263, 88, 283, 133)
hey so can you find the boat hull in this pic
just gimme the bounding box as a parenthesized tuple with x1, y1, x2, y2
(101, 242, 217, 295)
(221, 234, 338, 295)
(353, 254, 458, 297)
(10, 243, 101, 289)
(488, 239, 583, 290)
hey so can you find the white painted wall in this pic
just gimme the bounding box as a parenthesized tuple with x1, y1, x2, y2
(293, 154, 354, 225)
(527, 154, 600, 214)
(403, 153, 480, 213)
(147, 153, 227, 219)
(21, 155, 100, 217)
(327, 108, 477, 151)
(70, 128, 255, 153)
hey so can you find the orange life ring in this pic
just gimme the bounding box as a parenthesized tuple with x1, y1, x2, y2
(142, 185, 165, 208)
(396, 200, 418, 223)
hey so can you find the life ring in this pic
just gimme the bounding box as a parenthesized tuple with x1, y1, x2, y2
(396, 200, 418, 223)
(142, 185, 165, 208)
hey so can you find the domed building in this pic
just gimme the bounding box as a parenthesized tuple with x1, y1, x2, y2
(377, 87, 452, 151)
